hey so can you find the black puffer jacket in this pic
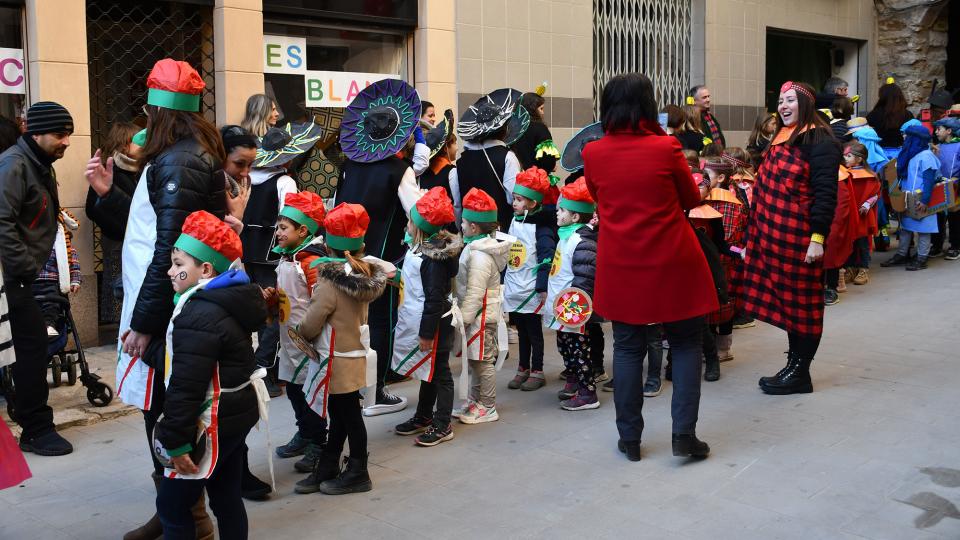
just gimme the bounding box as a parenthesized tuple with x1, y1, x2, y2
(85, 160, 139, 242)
(156, 272, 267, 453)
(795, 129, 842, 238)
(571, 223, 601, 323)
(523, 207, 559, 293)
(417, 230, 463, 351)
(131, 139, 225, 337)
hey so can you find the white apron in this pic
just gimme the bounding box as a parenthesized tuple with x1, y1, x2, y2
(116, 165, 159, 410)
(545, 231, 583, 334)
(390, 250, 440, 382)
(503, 219, 546, 314)
(275, 237, 324, 385)
(302, 322, 376, 419)
(158, 278, 273, 483)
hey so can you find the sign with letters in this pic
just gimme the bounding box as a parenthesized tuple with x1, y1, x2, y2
(0, 48, 25, 94)
(303, 71, 399, 108)
(263, 35, 306, 75)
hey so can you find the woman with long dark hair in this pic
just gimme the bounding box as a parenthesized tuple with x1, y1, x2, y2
(741, 81, 841, 396)
(583, 73, 717, 462)
(85, 59, 230, 540)
(511, 91, 559, 173)
(866, 82, 914, 149)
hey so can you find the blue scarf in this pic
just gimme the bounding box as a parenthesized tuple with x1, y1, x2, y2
(897, 126, 932, 180)
(852, 127, 889, 172)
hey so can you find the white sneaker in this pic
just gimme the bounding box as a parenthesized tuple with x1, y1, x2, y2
(451, 400, 474, 419)
(459, 403, 499, 424)
(46, 325, 59, 338)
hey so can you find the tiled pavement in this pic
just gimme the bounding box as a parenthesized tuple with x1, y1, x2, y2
(2, 250, 959, 539)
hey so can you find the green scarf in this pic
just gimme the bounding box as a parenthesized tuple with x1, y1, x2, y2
(463, 233, 489, 244)
(558, 223, 580, 241)
(272, 236, 313, 256)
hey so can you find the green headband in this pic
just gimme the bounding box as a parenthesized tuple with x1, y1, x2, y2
(174, 234, 232, 274)
(325, 233, 364, 251)
(512, 184, 544, 203)
(462, 208, 498, 223)
(410, 205, 443, 235)
(279, 206, 320, 235)
(558, 197, 596, 214)
(147, 88, 201, 112)
(132, 129, 147, 146)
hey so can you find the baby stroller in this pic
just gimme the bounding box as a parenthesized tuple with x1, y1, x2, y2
(0, 293, 113, 422)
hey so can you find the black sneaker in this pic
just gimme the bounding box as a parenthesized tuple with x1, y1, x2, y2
(415, 424, 454, 447)
(928, 247, 944, 258)
(19, 431, 72, 456)
(642, 377, 662, 397)
(395, 415, 432, 436)
(294, 442, 324, 473)
(731, 314, 756, 329)
(824, 288, 840, 306)
(906, 257, 928, 271)
(384, 370, 410, 385)
(601, 379, 614, 392)
(241, 469, 272, 500)
(945, 248, 960, 261)
(362, 388, 407, 417)
(276, 433, 309, 458)
(880, 253, 909, 267)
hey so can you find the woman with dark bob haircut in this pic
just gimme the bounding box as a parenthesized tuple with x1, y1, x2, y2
(582, 73, 717, 462)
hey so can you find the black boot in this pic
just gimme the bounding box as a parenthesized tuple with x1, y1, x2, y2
(703, 354, 720, 382)
(617, 439, 641, 461)
(672, 433, 710, 457)
(319, 455, 372, 495)
(880, 253, 909, 267)
(241, 451, 272, 500)
(758, 352, 796, 386)
(294, 450, 342, 494)
(760, 354, 813, 395)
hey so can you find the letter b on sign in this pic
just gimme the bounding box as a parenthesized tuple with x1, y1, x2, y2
(307, 79, 323, 102)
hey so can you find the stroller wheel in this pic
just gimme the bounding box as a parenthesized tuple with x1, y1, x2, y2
(87, 382, 114, 407)
(66, 357, 78, 386)
(50, 356, 62, 388)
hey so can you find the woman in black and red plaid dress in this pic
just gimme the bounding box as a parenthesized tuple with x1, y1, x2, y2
(741, 81, 841, 395)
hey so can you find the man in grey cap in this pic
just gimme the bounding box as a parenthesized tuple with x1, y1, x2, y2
(0, 101, 74, 455)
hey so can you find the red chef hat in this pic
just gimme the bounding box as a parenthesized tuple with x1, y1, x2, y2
(558, 178, 596, 213)
(411, 186, 455, 235)
(280, 191, 327, 235)
(174, 210, 242, 273)
(461, 188, 498, 223)
(146, 59, 205, 112)
(324, 203, 370, 251)
(513, 166, 551, 203)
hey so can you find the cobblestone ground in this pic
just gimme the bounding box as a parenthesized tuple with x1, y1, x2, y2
(1, 250, 959, 539)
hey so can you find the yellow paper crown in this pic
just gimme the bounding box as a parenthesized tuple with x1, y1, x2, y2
(535, 81, 548, 96)
(886, 76, 895, 85)
(685, 96, 695, 105)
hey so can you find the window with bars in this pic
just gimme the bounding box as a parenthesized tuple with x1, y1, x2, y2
(593, 0, 692, 114)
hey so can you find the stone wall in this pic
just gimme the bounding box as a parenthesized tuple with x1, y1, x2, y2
(876, 0, 951, 110)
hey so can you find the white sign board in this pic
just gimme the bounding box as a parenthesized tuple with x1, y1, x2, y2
(263, 35, 306, 75)
(304, 71, 400, 108)
(0, 48, 25, 94)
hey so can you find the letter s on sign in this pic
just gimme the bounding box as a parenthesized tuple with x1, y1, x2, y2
(287, 45, 303, 69)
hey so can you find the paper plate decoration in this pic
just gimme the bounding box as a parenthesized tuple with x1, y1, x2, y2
(458, 88, 523, 141)
(340, 78, 421, 163)
(552, 287, 593, 328)
(504, 104, 531, 146)
(560, 122, 603, 172)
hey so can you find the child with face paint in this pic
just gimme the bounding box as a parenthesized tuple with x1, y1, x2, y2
(503, 167, 558, 392)
(156, 210, 268, 539)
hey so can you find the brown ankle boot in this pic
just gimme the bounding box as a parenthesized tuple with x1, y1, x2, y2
(192, 491, 215, 540)
(123, 474, 163, 540)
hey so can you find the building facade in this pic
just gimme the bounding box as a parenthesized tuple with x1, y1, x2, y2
(7, 0, 949, 343)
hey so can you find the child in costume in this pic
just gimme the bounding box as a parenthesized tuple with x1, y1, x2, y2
(504, 166, 558, 392)
(293, 203, 387, 495)
(454, 188, 511, 424)
(721, 147, 755, 208)
(842, 142, 882, 284)
(547, 178, 601, 411)
(822, 165, 860, 305)
(33, 209, 81, 338)
(265, 191, 330, 478)
(881, 124, 942, 271)
(701, 159, 747, 362)
(932, 116, 960, 260)
(391, 187, 463, 447)
(154, 211, 268, 539)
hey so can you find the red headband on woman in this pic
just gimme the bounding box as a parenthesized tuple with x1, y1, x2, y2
(780, 81, 814, 101)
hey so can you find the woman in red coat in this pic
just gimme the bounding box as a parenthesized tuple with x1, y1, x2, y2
(741, 81, 841, 396)
(583, 73, 718, 462)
